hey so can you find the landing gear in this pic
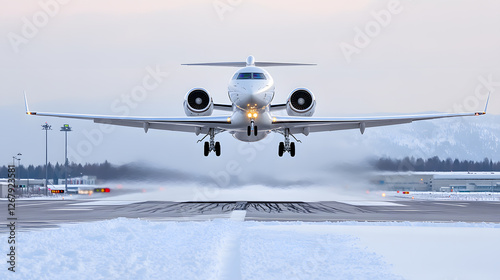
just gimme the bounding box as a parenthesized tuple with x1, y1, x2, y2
(247, 121, 258, 137)
(215, 142, 221, 156)
(204, 141, 210, 156)
(199, 128, 221, 157)
(278, 128, 299, 157)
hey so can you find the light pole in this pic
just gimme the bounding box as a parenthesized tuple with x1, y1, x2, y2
(12, 153, 21, 188)
(42, 123, 52, 196)
(16, 153, 21, 179)
(60, 124, 72, 194)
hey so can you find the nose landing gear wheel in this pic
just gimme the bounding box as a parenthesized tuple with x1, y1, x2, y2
(247, 126, 251, 136)
(290, 142, 295, 157)
(254, 126, 258, 136)
(215, 142, 221, 156)
(278, 142, 284, 157)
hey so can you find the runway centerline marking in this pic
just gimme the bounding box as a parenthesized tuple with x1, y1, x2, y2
(230, 210, 247, 221)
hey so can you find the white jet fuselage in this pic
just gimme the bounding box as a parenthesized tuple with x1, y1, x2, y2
(228, 66, 275, 142)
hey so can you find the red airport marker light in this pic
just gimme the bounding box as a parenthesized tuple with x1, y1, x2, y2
(93, 188, 111, 193)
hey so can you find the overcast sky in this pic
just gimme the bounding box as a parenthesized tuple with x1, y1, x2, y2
(1, 0, 499, 185)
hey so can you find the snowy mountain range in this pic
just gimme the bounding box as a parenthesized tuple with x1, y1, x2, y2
(358, 114, 500, 161)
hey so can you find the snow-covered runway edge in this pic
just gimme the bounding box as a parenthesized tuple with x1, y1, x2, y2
(2, 219, 500, 280)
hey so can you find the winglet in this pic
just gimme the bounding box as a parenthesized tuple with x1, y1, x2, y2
(24, 91, 36, 115)
(484, 91, 490, 114)
(473, 91, 490, 116)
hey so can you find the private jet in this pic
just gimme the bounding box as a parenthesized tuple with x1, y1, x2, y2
(25, 56, 487, 157)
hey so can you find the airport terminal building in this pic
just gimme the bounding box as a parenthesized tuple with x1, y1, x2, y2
(372, 172, 500, 192)
(0, 176, 98, 197)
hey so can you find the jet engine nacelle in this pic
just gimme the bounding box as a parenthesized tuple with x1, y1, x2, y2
(184, 88, 214, 116)
(286, 88, 316, 116)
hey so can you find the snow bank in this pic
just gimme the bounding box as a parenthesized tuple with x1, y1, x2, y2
(2, 219, 499, 280)
(1, 219, 403, 280)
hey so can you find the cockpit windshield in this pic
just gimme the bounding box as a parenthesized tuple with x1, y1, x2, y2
(252, 73, 266, 79)
(234, 73, 267, 80)
(237, 73, 252, 79)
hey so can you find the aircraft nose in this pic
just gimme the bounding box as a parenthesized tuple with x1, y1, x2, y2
(229, 81, 273, 107)
(248, 87, 271, 107)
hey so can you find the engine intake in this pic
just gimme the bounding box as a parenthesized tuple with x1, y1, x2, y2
(184, 88, 213, 116)
(286, 88, 316, 116)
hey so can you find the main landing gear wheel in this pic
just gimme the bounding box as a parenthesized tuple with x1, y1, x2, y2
(278, 142, 285, 157)
(204, 142, 210, 157)
(200, 128, 221, 157)
(278, 128, 299, 157)
(215, 142, 221, 157)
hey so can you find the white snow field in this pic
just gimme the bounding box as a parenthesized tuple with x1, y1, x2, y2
(2, 219, 500, 280)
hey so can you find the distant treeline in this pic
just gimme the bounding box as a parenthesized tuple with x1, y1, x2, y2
(0, 161, 199, 183)
(1, 161, 116, 182)
(2, 157, 498, 182)
(373, 156, 499, 172)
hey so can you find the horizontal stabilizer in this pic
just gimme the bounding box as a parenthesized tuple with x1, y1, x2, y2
(182, 62, 316, 67)
(182, 56, 316, 67)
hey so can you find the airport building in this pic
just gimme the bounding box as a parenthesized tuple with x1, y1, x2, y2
(0, 178, 46, 197)
(372, 172, 500, 192)
(58, 175, 96, 185)
(0, 176, 98, 197)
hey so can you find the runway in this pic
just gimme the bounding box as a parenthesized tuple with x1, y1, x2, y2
(2, 198, 500, 232)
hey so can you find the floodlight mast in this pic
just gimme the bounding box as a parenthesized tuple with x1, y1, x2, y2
(60, 124, 72, 194)
(42, 123, 51, 196)
(12, 153, 21, 188)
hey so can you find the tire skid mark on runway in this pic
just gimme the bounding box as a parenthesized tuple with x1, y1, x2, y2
(6, 200, 500, 233)
(97, 201, 376, 215)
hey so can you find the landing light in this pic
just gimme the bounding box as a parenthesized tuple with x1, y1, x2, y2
(253, 113, 258, 118)
(247, 113, 252, 118)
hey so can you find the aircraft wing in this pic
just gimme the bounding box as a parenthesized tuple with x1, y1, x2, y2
(271, 112, 486, 135)
(26, 110, 232, 134)
(24, 92, 231, 134)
